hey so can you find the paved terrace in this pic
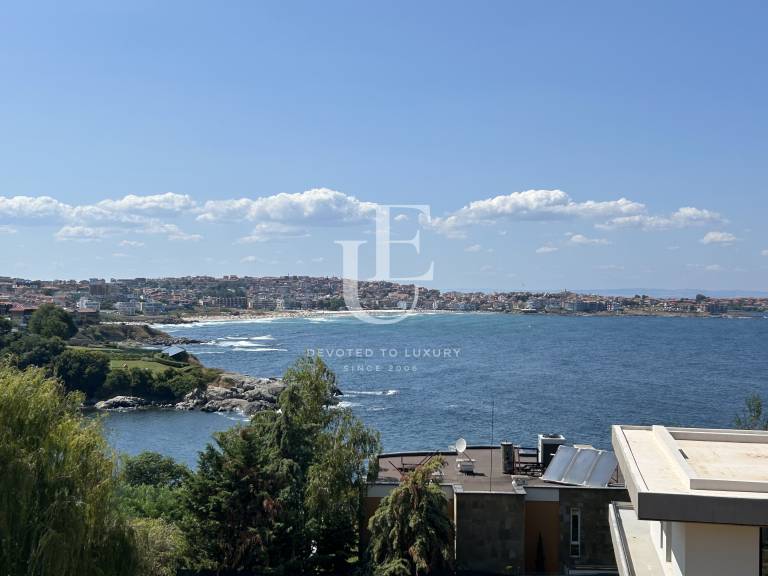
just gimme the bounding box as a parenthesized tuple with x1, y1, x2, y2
(376, 446, 540, 493)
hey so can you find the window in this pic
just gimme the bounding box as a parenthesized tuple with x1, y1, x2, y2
(570, 508, 581, 558)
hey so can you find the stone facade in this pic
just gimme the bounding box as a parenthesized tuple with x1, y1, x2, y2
(557, 487, 628, 573)
(454, 490, 526, 575)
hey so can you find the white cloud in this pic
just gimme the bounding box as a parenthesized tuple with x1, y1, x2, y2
(430, 189, 644, 236)
(0, 225, 17, 235)
(90, 192, 195, 215)
(567, 233, 611, 246)
(598, 207, 723, 231)
(700, 231, 737, 245)
(394, 214, 409, 222)
(238, 222, 310, 243)
(0, 195, 71, 221)
(311, 257, 325, 263)
(240, 255, 259, 263)
(464, 244, 482, 253)
(119, 239, 145, 248)
(762, 249, 768, 257)
(536, 244, 558, 254)
(198, 188, 376, 225)
(55, 225, 111, 242)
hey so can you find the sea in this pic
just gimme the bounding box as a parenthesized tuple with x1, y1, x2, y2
(102, 313, 768, 467)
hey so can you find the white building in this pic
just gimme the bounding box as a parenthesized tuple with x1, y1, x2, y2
(77, 297, 100, 311)
(115, 301, 138, 316)
(610, 424, 768, 576)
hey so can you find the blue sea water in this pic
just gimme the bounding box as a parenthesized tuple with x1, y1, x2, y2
(102, 313, 768, 467)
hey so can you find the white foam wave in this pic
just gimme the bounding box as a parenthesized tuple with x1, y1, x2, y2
(343, 389, 399, 397)
(336, 401, 360, 408)
(232, 347, 288, 353)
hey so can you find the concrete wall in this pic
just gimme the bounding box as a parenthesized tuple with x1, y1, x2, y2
(558, 487, 627, 573)
(454, 491, 526, 575)
(660, 521, 760, 576)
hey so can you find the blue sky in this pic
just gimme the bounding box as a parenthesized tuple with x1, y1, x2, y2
(1, 1, 767, 292)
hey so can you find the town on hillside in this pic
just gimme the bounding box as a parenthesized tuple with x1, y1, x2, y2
(1, 275, 766, 324)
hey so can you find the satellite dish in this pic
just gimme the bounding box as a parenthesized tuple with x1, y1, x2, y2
(455, 437, 467, 453)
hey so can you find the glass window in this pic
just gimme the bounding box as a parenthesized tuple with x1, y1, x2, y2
(570, 508, 581, 558)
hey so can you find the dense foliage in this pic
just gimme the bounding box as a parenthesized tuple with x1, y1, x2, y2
(54, 348, 111, 398)
(0, 365, 139, 576)
(183, 356, 381, 574)
(104, 366, 212, 401)
(367, 458, 454, 576)
(27, 303, 78, 340)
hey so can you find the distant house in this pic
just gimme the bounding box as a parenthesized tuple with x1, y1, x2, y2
(9, 304, 37, 328)
(161, 345, 186, 359)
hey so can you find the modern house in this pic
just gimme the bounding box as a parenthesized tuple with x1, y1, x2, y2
(365, 440, 628, 575)
(610, 425, 768, 576)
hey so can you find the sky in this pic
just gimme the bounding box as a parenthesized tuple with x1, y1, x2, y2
(1, 1, 767, 293)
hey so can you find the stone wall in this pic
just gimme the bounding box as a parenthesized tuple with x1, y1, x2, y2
(558, 487, 628, 573)
(454, 491, 526, 575)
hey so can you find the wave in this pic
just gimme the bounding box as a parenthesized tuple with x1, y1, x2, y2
(343, 389, 399, 397)
(209, 340, 272, 348)
(336, 401, 361, 408)
(232, 347, 288, 353)
(219, 335, 274, 341)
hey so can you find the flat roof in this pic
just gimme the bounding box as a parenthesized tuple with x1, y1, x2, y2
(612, 425, 768, 525)
(375, 446, 623, 494)
(376, 447, 521, 493)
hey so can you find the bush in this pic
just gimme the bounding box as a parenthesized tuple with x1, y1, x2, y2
(27, 303, 78, 340)
(4, 333, 66, 369)
(54, 348, 110, 398)
(123, 452, 190, 488)
(132, 518, 188, 576)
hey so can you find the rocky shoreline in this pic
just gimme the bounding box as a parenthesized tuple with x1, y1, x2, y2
(94, 373, 288, 416)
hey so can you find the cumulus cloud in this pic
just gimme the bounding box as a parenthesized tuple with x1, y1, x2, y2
(119, 239, 145, 248)
(237, 222, 310, 243)
(536, 244, 558, 254)
(55, 225, 112, 242)
(0, 225, 17, 235)
(0, 193, 200, 241)
(464, 244, 482, 253)
(0, 195, 71, 221)
(700, 231, 737, 245)
(394, 214, 409, 222)
(598, 207, 723, 231)
(198, 188, 376, 225)
(567, 233, 611, 246)
(430, 189, 644, 237)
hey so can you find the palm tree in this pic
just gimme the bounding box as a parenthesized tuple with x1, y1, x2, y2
(367, 458, 454, 576)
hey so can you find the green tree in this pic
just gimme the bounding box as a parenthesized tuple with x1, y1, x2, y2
(735, 393, 768, 430)
(183, 356, 380, 574)
(53, 348, 110, 398)
(367, 458, 454, 576)
(4, 333, 66, 369)
(0, 365, 138, 576)
(123, 451, 190, 488)
(27, 303, 78, 340)
(183, 416, 299, 572)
